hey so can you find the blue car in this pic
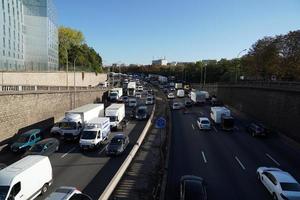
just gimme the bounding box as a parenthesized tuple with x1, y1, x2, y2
(10, 129, 42, 153)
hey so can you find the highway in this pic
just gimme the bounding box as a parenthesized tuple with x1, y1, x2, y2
(0, 99, 153, 200)
(165, 98, 300, 200)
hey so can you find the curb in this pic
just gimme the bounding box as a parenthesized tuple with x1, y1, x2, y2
(99, 104, 156, 200)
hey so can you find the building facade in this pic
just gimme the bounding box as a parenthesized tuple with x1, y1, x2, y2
(152, 58, 167, 66)
(0, 0, 58, 71)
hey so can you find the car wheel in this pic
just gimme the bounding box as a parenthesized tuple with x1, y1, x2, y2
(273, 193, 278, 200)
(41, 184, 48, 195)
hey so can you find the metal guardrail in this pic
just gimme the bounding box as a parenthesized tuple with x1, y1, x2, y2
(0, 84, 108, 92)
(99, 104, 156, 200)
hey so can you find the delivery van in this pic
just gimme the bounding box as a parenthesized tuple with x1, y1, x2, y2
(0, 155, 53, 200)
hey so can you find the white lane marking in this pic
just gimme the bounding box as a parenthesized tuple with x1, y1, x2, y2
(213, 126, 218, 133)
(266, 153, 281, 166)
(61, 147, 77, 158)
(99, 144, 109, 155)
(201, 151, 207, 163)
(192, 124, 195, 130)
(235, 156, 246, 170)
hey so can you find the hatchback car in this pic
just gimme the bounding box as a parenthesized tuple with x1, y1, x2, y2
(185, 99, 193, 107)
(197, 117, 211, 130)
(146, 96, 155, 105)
(128, 98, 137, 107)
(135, 106, 148, 120)
(172, 102, 182, 110)
(180, 175, 207, 200)
(24, 138, 60, 156)
(168, 93, 175, 99)
(10, 129, 42, 153)
(106, 133, 130, 156)
(257, 167, 300, 200)
(247, 123, 266, 137)
(45, 186, 92, 200)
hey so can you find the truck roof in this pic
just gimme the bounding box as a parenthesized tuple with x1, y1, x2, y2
(0, 155, 48, 185)
(106, 104, 125, 110)
(66, 104, 104, 113)
(87, 117, 110, 124)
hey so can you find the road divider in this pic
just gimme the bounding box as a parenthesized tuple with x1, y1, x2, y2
(213, 126, 218, 133)
(266, 153, 280, 166)
(99, 104, 156, 200)
(235, 156, 246, 170)
(61, 147, 77, 158)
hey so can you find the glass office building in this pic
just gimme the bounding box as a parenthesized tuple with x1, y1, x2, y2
(0, 0, 58, 71)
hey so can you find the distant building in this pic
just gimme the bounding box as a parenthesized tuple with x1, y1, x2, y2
(0, 0, 58, 71)
(202, 59, 217, 65)
(167, 62, 177, 66)
(152, 58, 167, 66)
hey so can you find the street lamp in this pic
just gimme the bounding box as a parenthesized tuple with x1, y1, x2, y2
(235, 49, 247, 82)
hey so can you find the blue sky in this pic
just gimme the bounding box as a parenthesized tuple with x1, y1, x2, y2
(54, 0, 300, 65)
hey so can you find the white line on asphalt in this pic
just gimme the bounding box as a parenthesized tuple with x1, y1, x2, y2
(192, 124, 195, 130)
(266, 153, 281, 166)
(201, 151, 207, 163)
(61, 147, 77, 158)
(235, 156, 246, 170)
(213, 126, 218, 133)
(99, 144, 109, 155)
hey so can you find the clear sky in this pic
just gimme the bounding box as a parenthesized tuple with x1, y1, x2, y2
(54, 0, 300, 65)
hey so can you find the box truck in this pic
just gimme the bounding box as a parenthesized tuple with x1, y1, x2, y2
(175, 83, 183, 89)
(210, 107, 231, 124)
(0, 155, 53, 200)
(191, 90, 206, 104)
(176, 89, 185, 98)
(60, 104, 105, 140)
(158, 76, 168, 83)
(127, 82, 136, 96)
(79, 117, 111, 150)
(109, 88, 123, 101)
(105, 104, 126, 130)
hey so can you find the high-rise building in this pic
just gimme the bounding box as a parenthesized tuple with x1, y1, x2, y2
(0, 0, 58, 71)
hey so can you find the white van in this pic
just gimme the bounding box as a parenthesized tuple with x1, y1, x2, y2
(0, 155, 53, 200)
(128, 98, 137, 107)
(79, 117, 111, 150)
(176, 89, 185, 98)
(105, 104, 126, 130)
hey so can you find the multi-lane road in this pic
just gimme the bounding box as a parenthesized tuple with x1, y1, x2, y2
(0, 100, 153, 200)
(165, 99, 300, 200)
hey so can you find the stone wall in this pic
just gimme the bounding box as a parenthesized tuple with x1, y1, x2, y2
(0, 89, 106, 142)
(0, 72, 107, 87)
(200, 84, 300, 142)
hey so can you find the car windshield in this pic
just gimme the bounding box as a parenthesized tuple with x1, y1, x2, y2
(110, 92, 118, 97)
(60, 122, 77, 130)
(137, 109, 146, 114)
(30, 144, 45, 152)
(110, 138, 124, 145)
(0, 186, 9, 200)
(201, 120, 209, 124)
(147, 98, 152, 101)
(81, 131, 97, 139)
(280, 182, 300, 191)
(17, 135, 30, 143)
(108, 116, 118, 122)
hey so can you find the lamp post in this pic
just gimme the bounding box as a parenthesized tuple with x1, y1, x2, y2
(235, 49, 247, 83)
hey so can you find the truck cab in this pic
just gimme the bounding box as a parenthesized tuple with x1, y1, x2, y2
(60, 114, 83, 141)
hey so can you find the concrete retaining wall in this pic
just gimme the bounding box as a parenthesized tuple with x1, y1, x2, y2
(0, 72, 107, 87)
(0, 89, 106, 142)
(200, 84, 300, 143)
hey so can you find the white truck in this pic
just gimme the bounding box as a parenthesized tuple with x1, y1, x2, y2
(175, 83, 183, 89)
(109, 88, 123, 102)
(60, 104, 105, 140)
(0, 155, 53, 200)
(191, 90, 206, 104)
(158, 76, 168, 83)
(176, 89, 185, 98)
(127, 82, 136, 96)
(105, 104, 126, 130)
(79, 117, 111, 150)
(210, 107, 231, 124)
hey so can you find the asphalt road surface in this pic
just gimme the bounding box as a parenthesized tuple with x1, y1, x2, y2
(165, 98, 300, 200)
(0, 97, 153, 200)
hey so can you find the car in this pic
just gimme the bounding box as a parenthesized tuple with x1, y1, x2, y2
(135, 106, 148, 120)
(120, 96, 129, 104)
(185, 99, 193, 107)
(106, 133, 130, 156)
(50, 122, 62, 135)
(257, 167, 300, 200)
(135, 92, 142, 98)
(172, 102, 182, 110)
(168, 93, 175, 99)
(170, 87, 175, 92)
(24, 138, 59, 156)
(147, 89, 154, 95)
(128, 98, 137, 107)
(146, 96, 155, 105)
(180, 175, 207, 200)
(247, 123, 266, 137)
(197, 117, 211, 130)
(45, 186, 92, 200)
(10, 129, 42, 153)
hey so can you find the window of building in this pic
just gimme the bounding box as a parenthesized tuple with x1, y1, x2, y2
(2, 50, 5, 56)
(3, 25, 5, 35)
(1, 0, 4, 9)
(8, 3, 10, 13)
(3, 38, 5, 48)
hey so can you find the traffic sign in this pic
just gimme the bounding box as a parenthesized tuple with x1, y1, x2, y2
(155, 117, 166, 129)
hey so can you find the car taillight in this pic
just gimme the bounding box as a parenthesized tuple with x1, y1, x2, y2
(280, 194, 289, 200)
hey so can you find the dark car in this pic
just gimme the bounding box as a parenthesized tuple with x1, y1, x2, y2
(185, 99, 193, 107)
(106, 133, 129, 156)
(24, 138, 60, 156)
(247, 123, 266, 137)
(135, 106, 148, 120)
(180, 175, 207, 200)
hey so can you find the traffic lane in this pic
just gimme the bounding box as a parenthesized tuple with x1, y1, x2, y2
(166, 108, 270, 200)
